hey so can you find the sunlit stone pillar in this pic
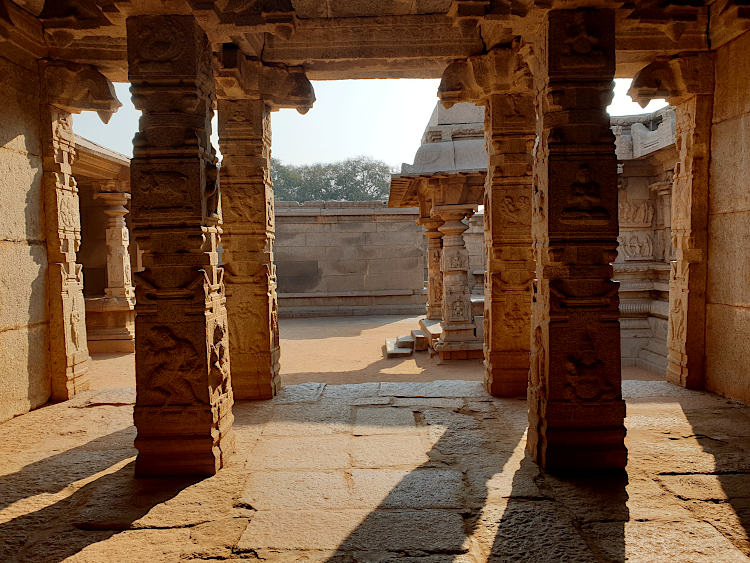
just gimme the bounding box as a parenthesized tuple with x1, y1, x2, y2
(439, 47, 535, 396)
(216, 46, 315, 399)
(420, 217, 445, 320)
(96, 187, 136, 303)
(630, 53, 713, 390)
(39, 61, 121, 400)
(435, 205, 480, 359)
(526, 8, 626, 471)
(483, 92, 536, 397)
(127, 15, 234, 475)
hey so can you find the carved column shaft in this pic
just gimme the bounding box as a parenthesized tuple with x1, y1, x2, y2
(435, 205, 481, 359)
(39, 103, 90, 400)
(421, 217, 444, 321)
(667, 95, 712, 389)
(528, 8, 626, 471)
(218, 98, 280, 399)
(483, 92, 536, 397)
(127, 15, 234, 476)
(96, 189, 135, 302)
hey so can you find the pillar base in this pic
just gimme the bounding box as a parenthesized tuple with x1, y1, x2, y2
(231, 347, 280, 400)
(134, 402, 235, 477)
(527, 398, 627, 472)
(485, 350, 528, 397)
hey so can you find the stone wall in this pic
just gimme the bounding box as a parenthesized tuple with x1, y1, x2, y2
(274, 201, 426, 316)
(0, 52, 49, 422)
(707, 33, 750, 403)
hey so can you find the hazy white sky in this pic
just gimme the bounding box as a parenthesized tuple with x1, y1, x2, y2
(73, 78, 667, 169)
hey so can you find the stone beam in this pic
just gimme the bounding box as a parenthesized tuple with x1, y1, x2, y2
(439, 45, 535, 398)
(630, 52, 713, 390)
(127, 14, 234, 476)
(525, 8, 627, 471)
(217, 47, 314, 400)
(39, 59, 121, 401)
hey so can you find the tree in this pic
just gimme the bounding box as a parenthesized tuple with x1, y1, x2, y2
(270, 156, 395, 202)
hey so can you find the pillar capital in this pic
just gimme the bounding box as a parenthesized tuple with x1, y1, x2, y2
(40, 59, 121, 123)
(629, 52, 714, 107)
(438, 43, 533, 107)
(216, 44, 315, 114)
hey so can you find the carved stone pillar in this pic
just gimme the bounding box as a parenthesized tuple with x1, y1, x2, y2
(85, 186, 136, 353)
(39, 61, 121, 401)
(216, 47, 314, 400)
(127, 15, 234, 476)
(96, 188, 135, 303)
(438, 47, 536, 396)
(526, 9, 626, 471)
(630, 53, 714, 390)
(435, 205, 481, 359)
(483, 93, 535, 397)
(421, 217, 444, 320)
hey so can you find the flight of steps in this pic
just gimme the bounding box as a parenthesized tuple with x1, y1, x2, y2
(384, 330, 429, 358)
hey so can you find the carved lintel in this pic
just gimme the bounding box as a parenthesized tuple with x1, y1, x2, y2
(216, 44, 314, 113)
(438, 42, 532, 107)
(628, 52, 714, 107)
(41, 59, 121, 122)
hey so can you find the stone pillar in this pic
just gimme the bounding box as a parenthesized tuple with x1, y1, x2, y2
(85, 185, 136, 353)
(39, 61, 121, 401)
(421, 217, 444, 320)
(96, 187, 136, 303)
(483, 92, 536, 397)
(438, 47, 535, 395)
(434, 205, 481, 359)
(630, 53, 714, 390)
(127, 15, 234, 476)
(526, 9, 626, 471)
(218, 99, 280, 399)
(216, 47, 314, 400)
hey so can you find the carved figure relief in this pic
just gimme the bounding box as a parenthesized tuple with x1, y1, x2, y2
(59, 192, 80, 230)
(143, 326, 205, 406)
(563, 330, 615, 402)
(209, 322, 229, 397)
(503, 302, 527, 338)
(563, 13, 602, 57)
(619, 233, 654, 260)
(134, 20, 185, 64)
(139, 171, 191, 211)
(70, 309, 83, 350)
(669, 295, 686, 345)
(561, 165, 609, 224)
(498, 195, 530, 225)
(205, 162, 221, 220)
(529, 325, 545, 391)
(619, 200, 654, 227)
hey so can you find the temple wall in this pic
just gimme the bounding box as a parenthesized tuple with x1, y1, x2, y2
(0, 53, 49, 422)
(706, 31, 750, 403)
(274, 201, 426, 317)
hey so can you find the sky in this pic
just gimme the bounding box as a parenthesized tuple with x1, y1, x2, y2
(73, 78, 667, 169)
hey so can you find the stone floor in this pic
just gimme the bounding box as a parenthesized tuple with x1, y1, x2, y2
(0, 316, 748, 561)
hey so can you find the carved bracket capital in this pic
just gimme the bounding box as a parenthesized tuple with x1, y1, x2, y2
(40, 59, 121, 123)
(629, 52, 714, 107)
(216, 44, 314, 114)
(438, 42, 532, 107)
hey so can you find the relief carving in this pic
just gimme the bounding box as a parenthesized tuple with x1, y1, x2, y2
(619, 200, 654, 227)
(564, 331, 615, 402)
(143, 326, 205, 406)
(497, 195, 530, 225)
(139, 171, 191, 211)
(619, 232, 654, 260)
(561, 165, 609, 224)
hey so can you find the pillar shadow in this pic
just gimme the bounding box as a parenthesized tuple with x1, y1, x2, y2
(0, 427, 135, 512)
(322, 401, 527, 560)
(0, 460, 200, 562)
(679, 396, 750, 555)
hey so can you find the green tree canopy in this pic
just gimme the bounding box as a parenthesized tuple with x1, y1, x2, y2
(270, 156, 395, 202)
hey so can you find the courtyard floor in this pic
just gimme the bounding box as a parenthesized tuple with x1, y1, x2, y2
(0, 315, 748, 561)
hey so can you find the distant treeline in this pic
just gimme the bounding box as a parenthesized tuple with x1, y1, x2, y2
(270, 156, 394, 202)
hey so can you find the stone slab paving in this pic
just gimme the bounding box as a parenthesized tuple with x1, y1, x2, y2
(0, 379, 748, 561)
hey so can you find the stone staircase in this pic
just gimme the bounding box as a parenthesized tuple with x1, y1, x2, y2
(384, 314, 484, 359)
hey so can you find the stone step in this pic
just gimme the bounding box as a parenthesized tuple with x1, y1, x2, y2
(419, 318, 442, 350)
(411, 330, 428, 351)
(384, 337, 413, 358)
(396, 334, 415, 350)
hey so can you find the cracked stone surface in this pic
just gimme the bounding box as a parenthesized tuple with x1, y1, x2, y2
(0, 319, 749, 561)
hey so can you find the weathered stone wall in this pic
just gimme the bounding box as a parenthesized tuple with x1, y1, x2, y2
(274, 201, 426, 316)
(0, 53, 49, 422)
(707, 31, 750, 403)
